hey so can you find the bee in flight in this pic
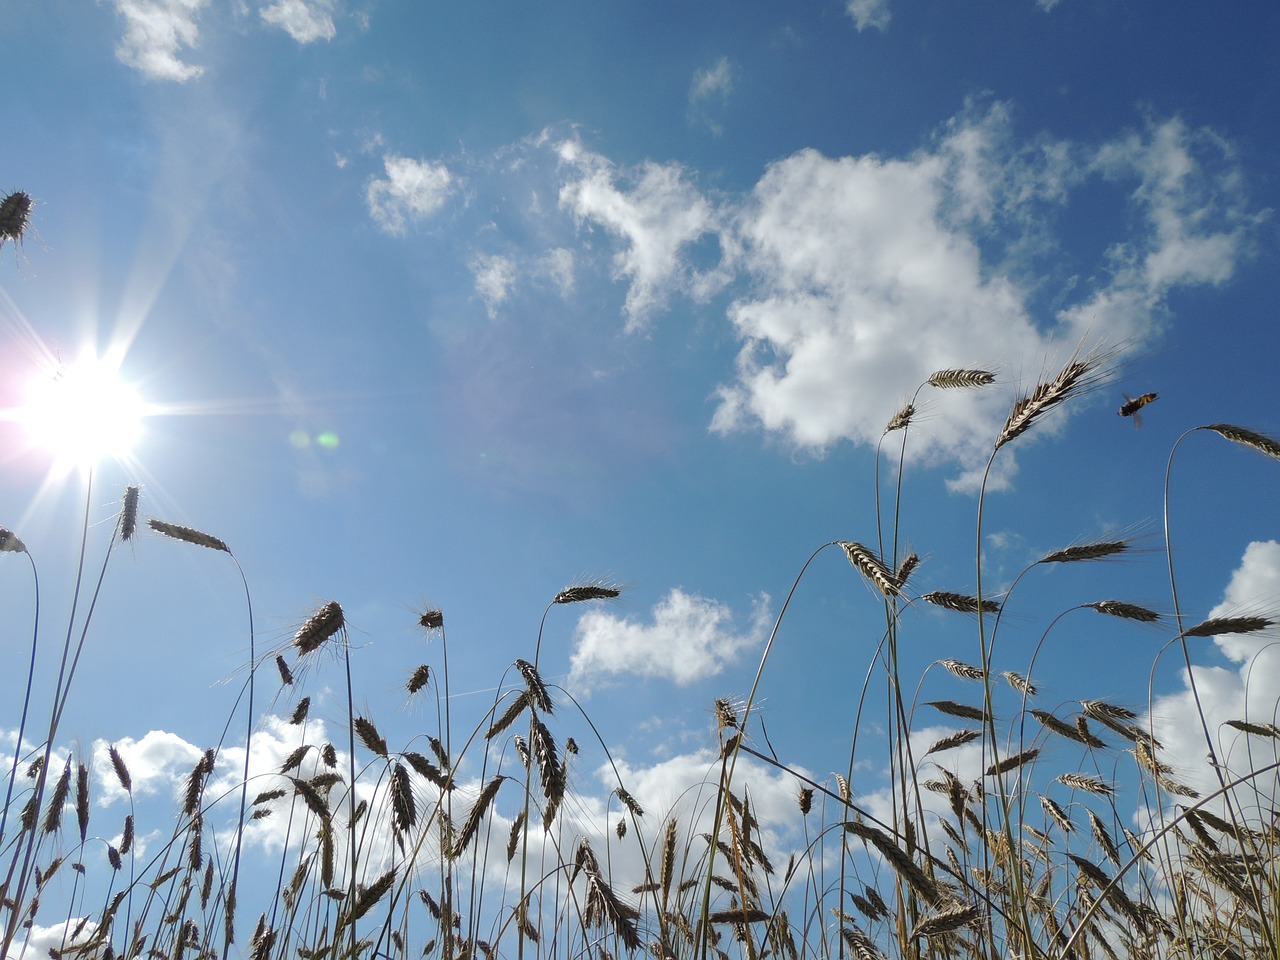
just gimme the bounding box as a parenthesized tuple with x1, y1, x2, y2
(1118, 391, 1158, 427)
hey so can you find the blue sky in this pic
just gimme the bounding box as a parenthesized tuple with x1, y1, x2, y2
(1, 0, 1278, 950)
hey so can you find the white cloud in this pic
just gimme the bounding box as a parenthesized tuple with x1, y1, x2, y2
(92, 729, 206, 804)
(260, 0, 337, 43)
(112, 0, 209, 82)
(846, 0, 891, 31)
(539, 247, 575, 297)
(568, 589, 772, 693)
(366, 155, 455, 236)
(559, 146, 724, 331)
(707, 106, 1259, 489)
(710, 112, 1049, 484)
(472, 254, 517, 317)
(690, 57, 734, 103)
(689, 57, 734, 133)
(1148, 541, 1280, 808)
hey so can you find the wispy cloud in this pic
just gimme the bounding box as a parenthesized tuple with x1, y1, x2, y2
(568, 589, 772, 693)
(260, 0, 337, 43)
(366, 155, 455, 236)
(558, 140, 726, 331)
(112, 0, 209, 82)
(846, 0, 891, 31)
(472, 254, 518, 317)
(689, 57, 734, 134)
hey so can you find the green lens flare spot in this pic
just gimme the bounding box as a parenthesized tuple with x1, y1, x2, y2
(316, 432, 340, 450)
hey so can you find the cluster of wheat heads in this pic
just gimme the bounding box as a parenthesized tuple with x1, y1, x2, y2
(1, 236, 1276, 960)
(705, 351, 1280, 960)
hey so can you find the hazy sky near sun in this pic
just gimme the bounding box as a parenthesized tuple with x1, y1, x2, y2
(0, 0, 1278, 935)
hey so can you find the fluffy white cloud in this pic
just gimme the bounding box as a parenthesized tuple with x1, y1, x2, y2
(707, 106, 1259, 488)
(92, 728, 206, 803)
(568, 589, 772, 693)
(559, 145, 724, 331)
(1149, 540, 1280, 807)
(367, 155, 455, 236)
(472, 254, 517, 317)
(846, 0, 891, 31)
(112, 0, 209, 82)
(711, 111, 1049, 485)
(260, 0, 337, 43)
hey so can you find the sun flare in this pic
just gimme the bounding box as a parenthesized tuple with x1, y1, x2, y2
(19, 351, 144, 467)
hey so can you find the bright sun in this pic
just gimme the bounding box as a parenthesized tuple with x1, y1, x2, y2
(19, 351, 145, 467)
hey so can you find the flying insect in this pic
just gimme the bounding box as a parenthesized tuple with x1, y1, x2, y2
(1119, 391, 1158, 427)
